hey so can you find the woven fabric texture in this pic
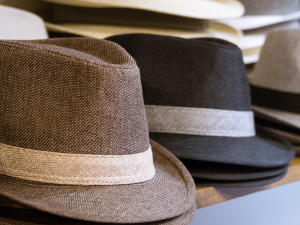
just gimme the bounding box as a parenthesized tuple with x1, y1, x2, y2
(194, 170, 288, 187)
(0, 140, 196, 223)
(182, 159, 288, 180)
(106, 35, 251, 111)
(250, 29, 300, 94)
(0, 144, 155, 185)
(107, 34, 295, 173)
(0, 38, 196, 223)
(145, 105, 255, 137)
(0, 38, 149, 155)
(150, 126, 295, 168)
(0, 195, 196, 225)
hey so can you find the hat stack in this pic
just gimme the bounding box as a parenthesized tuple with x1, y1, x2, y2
(107, 33, 295, 187)
(1, 0, 244, 44)
(218, 0, 300, 64)
(0, 4, 48, 40)
(0, 38, 196, 224)
(250, 29, 300, 156)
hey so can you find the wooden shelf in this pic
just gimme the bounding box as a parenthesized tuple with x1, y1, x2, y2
(196, 157, 300, 209)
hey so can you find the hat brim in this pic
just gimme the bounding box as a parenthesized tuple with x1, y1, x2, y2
(252, 105, 300, 130)
(0, 195, 196, 225)
(0, 140, 195, 224)
(180, 159, 288, 181)
(217, 11, 300, 30)
(294, 146, 300, 156)
(242, 46, 261, 64)
(262, 127, 300, 145)
(194, 169, 287, 187)
(0, 5, 48, 40)
(41, 0, 244, 20)
(44, 21, 242, 45)
(149, 126, 295, 168)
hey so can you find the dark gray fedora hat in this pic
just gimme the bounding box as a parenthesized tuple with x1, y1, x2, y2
(106, 34, 295, 170)
(0, 195, 196, 225)
(182, 159, 288, 181)
(194, 170, 288, 187)
(0, 38, 195, 224)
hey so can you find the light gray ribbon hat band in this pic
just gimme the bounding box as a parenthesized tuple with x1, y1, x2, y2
(146, 105, 256, 137)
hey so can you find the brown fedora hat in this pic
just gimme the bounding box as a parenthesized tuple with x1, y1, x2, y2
(0, 195, 196, 225)
(249, 29, 300, 130)
(0, 38, 195, 224)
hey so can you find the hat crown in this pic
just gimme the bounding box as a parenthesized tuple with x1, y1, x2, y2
(107, 34, 251, 111)
(0, 38, 149, 155)
(250, 29, 300, 94)
(240, 0, 299, 16)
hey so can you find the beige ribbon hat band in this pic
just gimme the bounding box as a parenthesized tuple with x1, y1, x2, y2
(0, 144, 155, 185)
(146, 105, 256, 137)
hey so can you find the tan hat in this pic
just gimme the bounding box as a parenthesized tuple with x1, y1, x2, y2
(0, 38, 196, 224)
(250, 29, 300, 130)
(41, 0, 245, 20)
(0, 5, 48, 40)
(240, 20, 300, 64)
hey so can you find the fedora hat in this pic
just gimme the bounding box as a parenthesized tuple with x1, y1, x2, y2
(0, 5, 48, 40)
(218, 0, 300, 30)
(240, 20, 300, 64)
(106, 34, 295, 171)
(40, 0, 245, 20)
(193, 171, 287, 187)
(250, 29, 300, 130)
(0, 38, 195, 224)
(256, 118, 300, 145)
(0, 196, 196, 225)
(1, 0, 242, 44)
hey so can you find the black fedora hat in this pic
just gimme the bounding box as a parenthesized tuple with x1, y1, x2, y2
(106, 34, 295, 171)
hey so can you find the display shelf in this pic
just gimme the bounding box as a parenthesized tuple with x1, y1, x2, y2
(195, 157, 300, 209)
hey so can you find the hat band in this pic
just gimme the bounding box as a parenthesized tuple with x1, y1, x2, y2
(251, 85, 300, 114)
(145, 105, 255, 137)
(0, 143, 155, 185)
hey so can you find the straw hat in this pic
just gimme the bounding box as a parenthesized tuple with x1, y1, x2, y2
(0, 0, 242, 44)
(0, 38, 195, 224)
(0, 5, 48, 40)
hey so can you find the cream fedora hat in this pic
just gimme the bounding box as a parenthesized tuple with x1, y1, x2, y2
(45, 21, 242, 44)
(47, 3, 242, 44)
(41, 0, 245, 20)
(250, 29, 300, 130)
(0, 5, 48, 40)
(1, 0, 242, 44)
(217, 0, 300, 30)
